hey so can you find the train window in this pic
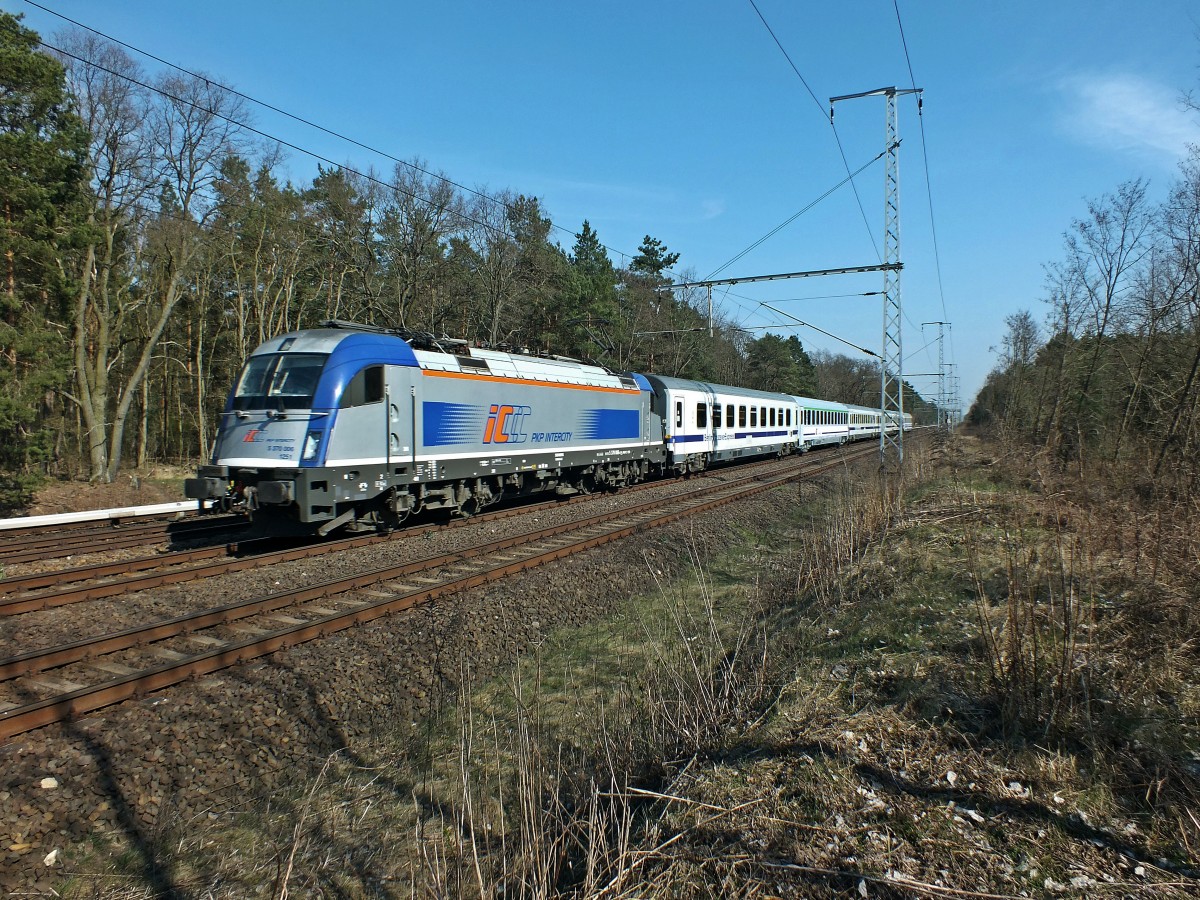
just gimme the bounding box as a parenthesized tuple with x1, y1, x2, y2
(726, 404, 734, 425)
(760, 407, 766, 427)
(750, 407, 757, 428)
(366, 366, 385, 403)
(235, 352, 327, 411)
(739, 405, 747, 427)
(769, 408, 776, 427)
(675, 401, 683, 429)
(713, 404, 722, 428)
(696, 403, 707, 428)
(340, 365, 385, 408)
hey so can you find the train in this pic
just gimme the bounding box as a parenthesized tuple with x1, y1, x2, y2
(185, 321, 912, 534)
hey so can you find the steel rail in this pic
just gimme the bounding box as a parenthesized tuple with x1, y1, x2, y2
(0, 453, 805, 612)
(0, 516, 248, 564)
(0, 446, 874, 742)
(0, 453, 847, 679)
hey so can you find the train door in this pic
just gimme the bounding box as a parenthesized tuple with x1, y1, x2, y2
(386, 365, 416, 474)
(704, 384, 719, 455)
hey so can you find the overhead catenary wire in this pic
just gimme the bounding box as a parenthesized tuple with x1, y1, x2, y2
(747, 0, 881, 262)
(893, 0, 955, 373)
(704, 145, 890, 281)
(29, 0, 935, 404)
(40, 37, 526, 245)
(755, 300, 879, 358)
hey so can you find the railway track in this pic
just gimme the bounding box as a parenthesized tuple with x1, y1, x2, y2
(0, 514, 248, 565)
(0, 445, 873, 742)
(0, 451, 811, 612)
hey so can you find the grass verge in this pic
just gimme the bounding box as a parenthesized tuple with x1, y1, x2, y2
(59, 438, 1200, 898)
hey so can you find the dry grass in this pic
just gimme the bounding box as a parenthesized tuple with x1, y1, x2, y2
(55, 437, 1200, 897)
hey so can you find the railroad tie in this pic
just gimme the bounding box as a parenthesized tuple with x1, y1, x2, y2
(27, 675, 86, 694)
(87, 661, 138, 676)
(264, 614, 306, 626)
(228, 623, 267, 636)
(185, 634, 225, 647)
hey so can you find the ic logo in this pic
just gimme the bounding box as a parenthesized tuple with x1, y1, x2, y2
(483, 404, 530, 444)
(242, 429, 262, 443)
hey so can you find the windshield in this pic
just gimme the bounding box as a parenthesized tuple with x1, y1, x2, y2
(231, 352, 327, 411)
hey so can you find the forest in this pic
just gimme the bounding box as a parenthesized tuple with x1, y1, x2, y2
(0, 12, 934, 512)
(968, 158, 1200, 493)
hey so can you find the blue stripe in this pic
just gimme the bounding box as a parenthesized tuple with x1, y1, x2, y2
(423, 401, 485, 446)
(579, 408, 640, 440)
(733, 430, 790, 439)
(668, 434, 705, 444)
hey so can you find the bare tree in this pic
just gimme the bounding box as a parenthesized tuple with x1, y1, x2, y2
(1063, 180, 1154, 461)
(57, 33, 157, 480)
(374, 161, 463, 330)
(58, 29, 251, 481)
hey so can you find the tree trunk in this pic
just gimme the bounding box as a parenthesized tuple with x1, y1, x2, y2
(104, 277, 182, 482)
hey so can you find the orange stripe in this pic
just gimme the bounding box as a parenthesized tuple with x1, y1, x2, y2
(422, 368, 639, 394)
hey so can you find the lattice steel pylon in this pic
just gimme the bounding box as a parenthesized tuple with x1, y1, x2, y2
(830, 86, 921, 469)
(923, 321, 950, 430)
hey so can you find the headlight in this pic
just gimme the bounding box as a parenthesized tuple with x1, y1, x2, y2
(302, 430, 322, 462)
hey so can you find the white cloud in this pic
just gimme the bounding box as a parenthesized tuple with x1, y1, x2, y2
(1058, 71, 1200, 165)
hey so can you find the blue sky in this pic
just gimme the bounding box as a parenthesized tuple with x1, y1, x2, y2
(7, 0, 1200, 410)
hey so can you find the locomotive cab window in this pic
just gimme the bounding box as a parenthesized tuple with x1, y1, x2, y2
(696, 402, 707, 428)
(233, 352, 327, 411)
(341, 365, 385, 408)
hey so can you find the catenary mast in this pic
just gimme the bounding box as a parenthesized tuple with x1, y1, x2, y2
(830, 86, 921, 468)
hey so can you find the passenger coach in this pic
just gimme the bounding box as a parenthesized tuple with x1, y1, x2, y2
(644, 375, 799, 474)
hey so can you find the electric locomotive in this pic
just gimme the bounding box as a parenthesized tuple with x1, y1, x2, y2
(186, 321, 661, 534)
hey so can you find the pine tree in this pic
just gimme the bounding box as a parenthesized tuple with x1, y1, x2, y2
(0, 12, 88, 507)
